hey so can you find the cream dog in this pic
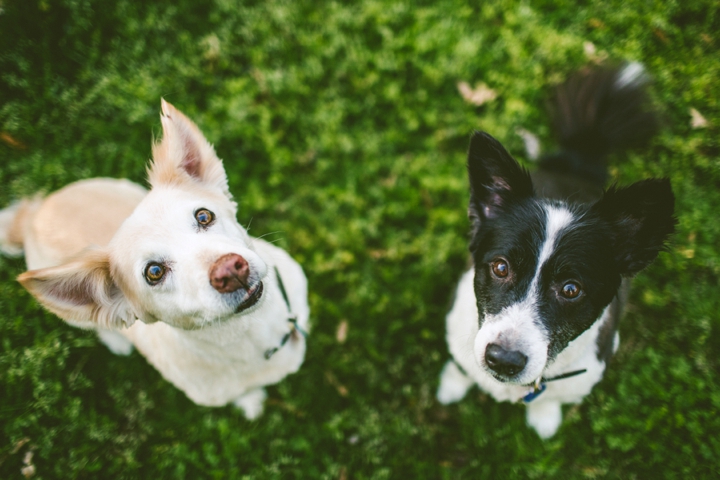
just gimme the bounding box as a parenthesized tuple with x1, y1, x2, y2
(0, 100, 309, 419)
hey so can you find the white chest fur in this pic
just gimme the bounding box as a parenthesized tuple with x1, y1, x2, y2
(440, 269, 615, 437)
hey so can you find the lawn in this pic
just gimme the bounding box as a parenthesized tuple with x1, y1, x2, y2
(1, 0, 718, 477)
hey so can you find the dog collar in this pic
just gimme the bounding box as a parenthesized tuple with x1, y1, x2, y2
(521, 369, 587, 403)
(264, 266, 308, 360)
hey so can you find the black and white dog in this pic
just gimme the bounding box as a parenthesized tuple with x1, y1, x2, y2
(437, 64, 676, 438)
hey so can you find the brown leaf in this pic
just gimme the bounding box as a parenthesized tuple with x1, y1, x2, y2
(1, 132, 27, 149)
(457, 81, 497, 106)
(336, 320, 349, 343)
(690, 108, 709, 129)
(325, 371, 349, 397)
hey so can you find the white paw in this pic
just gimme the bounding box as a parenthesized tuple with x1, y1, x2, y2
(526, 400, 563, 439)
(96, 329, 134, 356)
(233, 388, 267, 420)
(437, 360, 474, 405)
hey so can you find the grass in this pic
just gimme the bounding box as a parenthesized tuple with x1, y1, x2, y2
(1, 0, 718, 477)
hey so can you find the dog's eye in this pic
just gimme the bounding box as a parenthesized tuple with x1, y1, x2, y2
(560, 282, 582, 299)
(491, 259, 510, 278)
(195, 208, 215, 227)
(144, 262, 167, 285)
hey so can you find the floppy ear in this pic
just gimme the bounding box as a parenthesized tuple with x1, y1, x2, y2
(17, 249, 134, 330)
(592, 178, 676, 276)
(148, 99, 231, 198)
(467, 131, 534, 229)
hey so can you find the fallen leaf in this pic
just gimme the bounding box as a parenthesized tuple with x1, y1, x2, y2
(336, 320, 349, 343)
(583, 41, 608, 63)
(1, 132, 27, 149)
(583, 41, 596, 57)
(11, 438, 30, 454)
(325, 371, 349, 397)
(457, 81, 497, 106)
(690, 108, 708, 128)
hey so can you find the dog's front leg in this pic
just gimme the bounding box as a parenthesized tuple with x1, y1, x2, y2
(233, 388, 268, 420)
(525, 399, 562, 439)
(437, 360, 475, 404)
(96, 328, 134, 356)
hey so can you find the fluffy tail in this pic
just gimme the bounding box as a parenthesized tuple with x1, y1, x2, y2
(540, 62, 659, 186)
(0, 199, 38, 257)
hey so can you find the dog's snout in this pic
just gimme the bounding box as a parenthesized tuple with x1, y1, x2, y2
(209, 253, 250, 293)
(485, 343, 527, 377)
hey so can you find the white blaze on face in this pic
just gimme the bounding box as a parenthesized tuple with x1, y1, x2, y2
(474, 205, 575, 383)
(109, 185, 268, 328)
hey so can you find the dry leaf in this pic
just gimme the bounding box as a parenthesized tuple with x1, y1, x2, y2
(583, 41, 597, 57)
(457, 81, 497, 106)
(325, 371, 349, 397)
(690, 108, 709, 129)
(1, 132, 27, 149)
(21, 465, 36, 479)
(336, 320, 349, 343)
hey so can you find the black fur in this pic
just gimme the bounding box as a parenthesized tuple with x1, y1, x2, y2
(468, 135, 675, 368)
(541, 64, 659, 186)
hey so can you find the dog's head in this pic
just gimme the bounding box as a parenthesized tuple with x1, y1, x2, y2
(466, 132, 675, 385)
(19, 100, 267, 330)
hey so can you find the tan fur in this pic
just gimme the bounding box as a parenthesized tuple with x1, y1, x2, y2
(3, 100, 310, 415)
(26, 178, 146, 270)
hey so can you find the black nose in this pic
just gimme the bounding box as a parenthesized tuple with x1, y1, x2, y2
(485, 343, 527, 377)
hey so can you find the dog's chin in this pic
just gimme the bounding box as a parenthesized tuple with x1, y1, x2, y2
(234, 281, 264, 314)
(480, 362, 545, 386)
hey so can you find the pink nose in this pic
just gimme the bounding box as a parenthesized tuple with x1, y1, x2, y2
(209, 253, 250, 293)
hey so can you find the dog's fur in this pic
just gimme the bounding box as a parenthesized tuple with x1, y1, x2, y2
(437, 64, 676, 438)
(0, 100, 309, 419)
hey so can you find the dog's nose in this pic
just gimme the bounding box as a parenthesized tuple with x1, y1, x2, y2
(209, 253, 250, 293)
(485, 343, 527, 377)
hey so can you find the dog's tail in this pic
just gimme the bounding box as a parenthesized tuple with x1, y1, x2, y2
(540, 62, 659, 186)
(0, 198, 39, 257)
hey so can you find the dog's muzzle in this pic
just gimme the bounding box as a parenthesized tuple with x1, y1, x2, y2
(235, 281, 264, 313)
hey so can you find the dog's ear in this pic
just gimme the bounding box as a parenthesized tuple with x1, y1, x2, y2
(592, 178, 676, 276)
(467, 131, 534, 229)
(17, 249, 134, 330)
(149, 99, 231, 198)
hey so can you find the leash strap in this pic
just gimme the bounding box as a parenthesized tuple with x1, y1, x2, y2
(522, 368, 587, 403)
(264, 267, 307, 360)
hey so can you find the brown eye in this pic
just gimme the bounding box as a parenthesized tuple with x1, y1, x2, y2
(561, 282, 581, 299)
(491, 259, 510, 278)
(195, 208, 215, 226)
(144, 262, 166, 285)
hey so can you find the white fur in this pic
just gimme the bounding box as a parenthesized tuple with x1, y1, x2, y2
(473, 206, 574, 385)
(614, 62, 646, 90)
(4, 101, 310, 419)
(441, 205, 614, 438)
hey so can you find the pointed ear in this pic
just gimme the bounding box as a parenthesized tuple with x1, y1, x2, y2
(592, 179, 676, 276)
(17, 249, 134, 329)
(149, 99, 231, 197)
(467, 131, 534, 228)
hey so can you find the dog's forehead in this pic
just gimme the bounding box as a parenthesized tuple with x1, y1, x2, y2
(122, 185, 231, 228)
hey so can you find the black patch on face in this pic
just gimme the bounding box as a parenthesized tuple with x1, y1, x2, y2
(471, 198, 546, 326)
(533, 205, 623, 359)
(464, 131, 675, 367)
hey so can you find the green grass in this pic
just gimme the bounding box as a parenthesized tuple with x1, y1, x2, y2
(1, 0, 719, 477)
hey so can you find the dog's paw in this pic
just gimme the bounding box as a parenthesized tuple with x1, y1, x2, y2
(96, 329, 134, 356)
(526, 400, 563, 439)
(437, 360, 474, 405)
(233, 388, 267, 420)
